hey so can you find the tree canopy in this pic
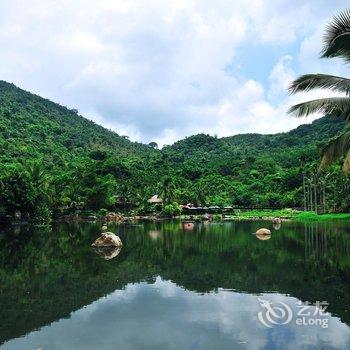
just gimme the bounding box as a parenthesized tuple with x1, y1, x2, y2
(0, 80, 348, 221)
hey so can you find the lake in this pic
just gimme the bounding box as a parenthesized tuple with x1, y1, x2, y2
(1, 219, 350, 349)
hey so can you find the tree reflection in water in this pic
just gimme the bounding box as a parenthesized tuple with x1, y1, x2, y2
(0, 219, 349, 346)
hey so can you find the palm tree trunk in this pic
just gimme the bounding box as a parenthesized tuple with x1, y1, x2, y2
(303, 174, 307, 211)
(313, 174, 318, 214)
(309, 178, 313, 212)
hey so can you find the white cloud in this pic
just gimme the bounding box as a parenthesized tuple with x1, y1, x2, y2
(0, 0, 348, 146)
(268, 55, 295, 100)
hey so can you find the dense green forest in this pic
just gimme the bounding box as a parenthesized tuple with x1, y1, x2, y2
(0, 80, 349, 222)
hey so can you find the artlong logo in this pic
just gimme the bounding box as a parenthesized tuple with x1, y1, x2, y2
(257, 298, 330, 329)
(257, 298, 293, 328)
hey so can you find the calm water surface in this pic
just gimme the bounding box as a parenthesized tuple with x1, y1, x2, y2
(1, 220, 350, 349)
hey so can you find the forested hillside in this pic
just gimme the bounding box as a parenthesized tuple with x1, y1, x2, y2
(0, 81, 153, 162)
(161, 117, 347, 209)
(0, 81, 348, 222)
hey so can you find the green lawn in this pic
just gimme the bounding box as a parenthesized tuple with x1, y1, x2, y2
(233, 209, 298, 218)
(294, 212, 350, 221)
(232, 209, 350, 221)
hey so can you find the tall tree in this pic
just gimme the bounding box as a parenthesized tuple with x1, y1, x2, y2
(288, 9, 350, 172)
(158, 176, 176, 204)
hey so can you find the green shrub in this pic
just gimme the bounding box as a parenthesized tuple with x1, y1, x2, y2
(32, 204, 52, 224)
(98, 208, 108, 216)
(162, 202, 182, 217)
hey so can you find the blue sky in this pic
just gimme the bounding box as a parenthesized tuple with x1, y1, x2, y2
(0, 0, 348, 146)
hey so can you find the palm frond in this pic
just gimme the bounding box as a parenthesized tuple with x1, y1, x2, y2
(321, 9, 350, 60)
(288, 97, 350, 118)
(288, 74, 350, 95)
(320, 128, 350, 170)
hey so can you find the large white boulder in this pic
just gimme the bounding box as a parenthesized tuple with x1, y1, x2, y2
(91, 232, 123, 247)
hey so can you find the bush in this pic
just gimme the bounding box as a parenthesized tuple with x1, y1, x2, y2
(98, 208, 108, 216)
(136, 202, 155, 215)
(162, 202, 182, 217)
(32, 203, 52, 224)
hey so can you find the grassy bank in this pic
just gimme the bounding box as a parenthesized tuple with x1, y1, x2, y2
(234, 209, 298, 219)
(233, 209, 350, 221)
(293, 212, 350, 221)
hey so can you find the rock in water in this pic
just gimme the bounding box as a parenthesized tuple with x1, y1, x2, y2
(273, 222, 281, 231)
(255, 228, 271, 235)
(255, 234, 271, 240)
(272, 217, 281, 231)
(91, 232, 123, 247)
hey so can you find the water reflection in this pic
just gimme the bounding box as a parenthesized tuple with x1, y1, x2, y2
(272, 222, 281, 230)
(0, 220, 350, 349)
(148, 230, 162, 240)
(255, 233, 271, 240)
(92, 246, 122, 260)
(2, 277, 350, 350)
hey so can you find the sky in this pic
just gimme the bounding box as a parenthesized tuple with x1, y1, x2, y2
(0, 0, 349, 146)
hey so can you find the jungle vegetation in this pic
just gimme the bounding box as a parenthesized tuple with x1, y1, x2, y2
(0, 80, 349, 222)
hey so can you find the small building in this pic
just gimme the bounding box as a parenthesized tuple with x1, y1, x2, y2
(147, 195, 163, 204)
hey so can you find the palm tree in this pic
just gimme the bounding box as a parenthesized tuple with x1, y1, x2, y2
(25, 162, 50, 195)
(288, 9, 350, 172)
(158, 176, 176, 204)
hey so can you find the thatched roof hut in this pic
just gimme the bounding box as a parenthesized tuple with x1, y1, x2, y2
(147, 195, 163, 204)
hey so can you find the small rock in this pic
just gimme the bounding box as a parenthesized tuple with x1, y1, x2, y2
(203, 213, 212, 221)
(255, 228, 271, 235)
(273, 222, 281, 230)
(91, 232, 123, 247)
(272, 217, 281, 224)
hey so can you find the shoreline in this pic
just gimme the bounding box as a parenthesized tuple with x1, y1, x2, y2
(2, 210, 350, 226)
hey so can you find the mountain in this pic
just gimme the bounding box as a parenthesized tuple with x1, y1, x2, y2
(0, 80, 153, 166)
(0, 80, 347, 221)
(165, 116, 344, 166)
(0, 80, 159, 221)
(161, 117, 346, 208)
